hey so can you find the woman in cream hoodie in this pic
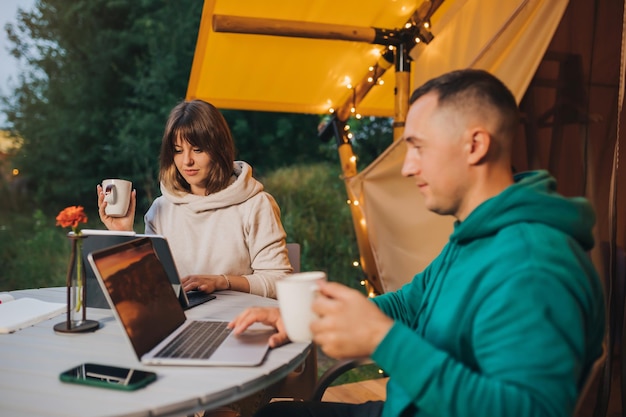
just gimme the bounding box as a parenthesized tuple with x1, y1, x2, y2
(97, 99, 292, 298)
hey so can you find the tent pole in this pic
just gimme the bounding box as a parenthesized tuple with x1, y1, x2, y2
(393, 42, 412, 142)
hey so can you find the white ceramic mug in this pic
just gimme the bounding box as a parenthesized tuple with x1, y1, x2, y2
(276, 271, 326, 343)
(102, 179, 132, 217)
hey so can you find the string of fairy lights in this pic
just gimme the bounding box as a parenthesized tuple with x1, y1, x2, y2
(324, 49, 393, 298)
(318, 18, 435, 298)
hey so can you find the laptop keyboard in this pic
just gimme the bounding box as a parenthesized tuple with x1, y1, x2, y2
(155, 321, 231, 359)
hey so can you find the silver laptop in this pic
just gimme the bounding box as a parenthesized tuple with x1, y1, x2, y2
(81, 230, 215, 310)
(87, 237, 272, 366)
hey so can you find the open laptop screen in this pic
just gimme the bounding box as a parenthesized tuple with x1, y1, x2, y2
(90, 237, 186, 357)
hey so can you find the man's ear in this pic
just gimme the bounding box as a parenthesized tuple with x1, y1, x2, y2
(467, 128, 490, 165)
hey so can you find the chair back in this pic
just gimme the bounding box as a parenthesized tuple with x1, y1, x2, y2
(573, 348, 607, 417)
(287, 243, 301, 273)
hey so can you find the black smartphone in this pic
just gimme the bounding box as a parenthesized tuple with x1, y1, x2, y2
(59, 363, 157, 391)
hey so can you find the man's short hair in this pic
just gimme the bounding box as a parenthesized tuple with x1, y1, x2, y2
(409, 69, 520, 134)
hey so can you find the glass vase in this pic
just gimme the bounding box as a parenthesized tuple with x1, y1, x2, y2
(54, 233, 99, 333)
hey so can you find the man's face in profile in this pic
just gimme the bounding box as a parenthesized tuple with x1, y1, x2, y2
(401, 92, 469, 219)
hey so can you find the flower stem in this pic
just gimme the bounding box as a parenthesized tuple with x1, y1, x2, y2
(75, 233, 83, 313)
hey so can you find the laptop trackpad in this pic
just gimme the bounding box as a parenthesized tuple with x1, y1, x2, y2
(209, 328, 274, 365)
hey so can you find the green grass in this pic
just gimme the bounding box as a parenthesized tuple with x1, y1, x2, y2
(262, 163, 365, 291)
(0, 207, 103, 291)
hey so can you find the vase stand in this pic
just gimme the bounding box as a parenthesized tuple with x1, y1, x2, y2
(53, 319, 100, 334)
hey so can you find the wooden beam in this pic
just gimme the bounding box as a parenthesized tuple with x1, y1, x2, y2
(213, 15, 376, 43)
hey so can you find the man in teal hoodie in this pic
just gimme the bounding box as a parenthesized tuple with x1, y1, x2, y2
(229, 69, 605, 417)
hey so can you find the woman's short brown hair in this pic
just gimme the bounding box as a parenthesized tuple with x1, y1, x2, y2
(159, 100, 235, 195)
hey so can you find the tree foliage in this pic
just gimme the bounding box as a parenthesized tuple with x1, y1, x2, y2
(2, 0, 202, 212)
(0, 0, 342, 215)
(349, 116, 394, 168)
(223, 109, 327, 178)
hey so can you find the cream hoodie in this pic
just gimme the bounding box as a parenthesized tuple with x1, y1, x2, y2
(144, 161, 291, 298)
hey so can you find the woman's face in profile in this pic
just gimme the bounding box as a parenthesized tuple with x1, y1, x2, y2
(173, 135, 213, 196)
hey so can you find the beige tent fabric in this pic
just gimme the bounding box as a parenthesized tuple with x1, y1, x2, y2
(411, 0, 569, 102)
(347, 140, 454, 293)
(346, 0, 569, 293)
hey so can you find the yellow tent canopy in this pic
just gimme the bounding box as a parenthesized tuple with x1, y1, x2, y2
(187, 0, 429, 117)
(187, 0, 567, 117)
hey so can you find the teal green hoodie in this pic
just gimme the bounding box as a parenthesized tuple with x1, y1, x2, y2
(371, 170, 605, 417)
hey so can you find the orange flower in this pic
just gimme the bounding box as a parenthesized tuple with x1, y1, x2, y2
(56, 206, 88, 231)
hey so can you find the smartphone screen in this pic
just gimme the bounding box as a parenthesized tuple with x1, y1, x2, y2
(59, 363, 157, 391)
